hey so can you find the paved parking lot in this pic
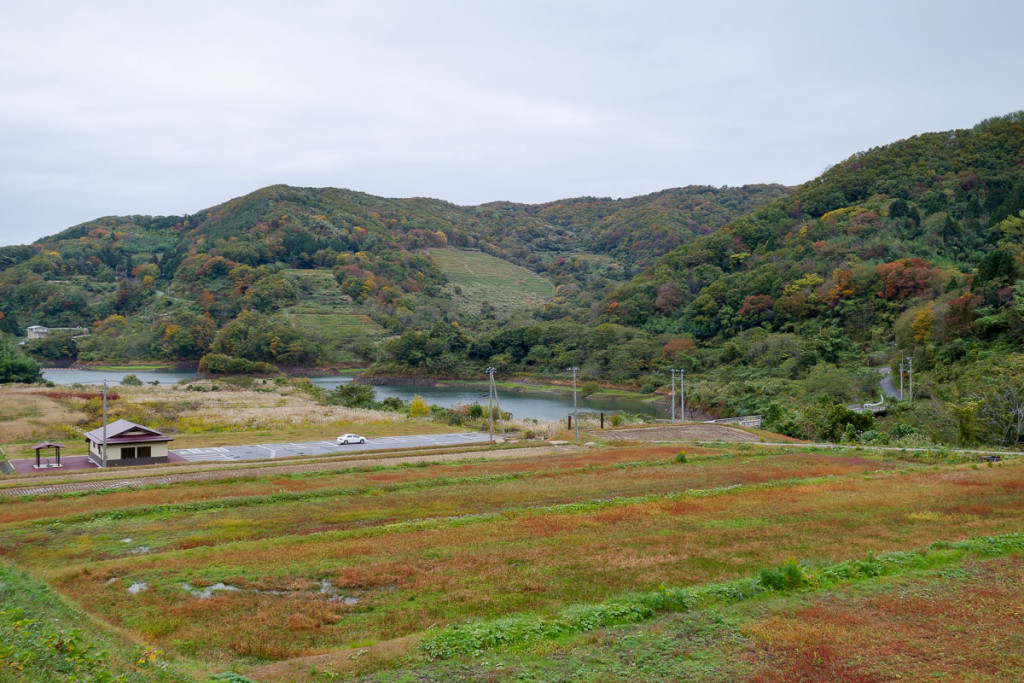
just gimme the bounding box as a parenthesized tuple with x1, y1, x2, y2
(171, 431, 494, 463)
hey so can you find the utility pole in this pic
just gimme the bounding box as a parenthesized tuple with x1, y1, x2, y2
(899, 350, 905, 400)
(486, 367, 505, 441)
(680, 369, 685, 422)
(486, 367, 494, 442)
(670, 369, 676, 422)
(567, 367, 579, 441)
(907, 356, 914, 402)
(101, 380, 108, 468)
(489, 367, 504, 440)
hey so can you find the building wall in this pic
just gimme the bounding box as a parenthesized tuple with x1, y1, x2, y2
(87, 439, 169, 466)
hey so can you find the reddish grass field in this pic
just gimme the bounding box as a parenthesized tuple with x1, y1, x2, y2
(743, 555, 1024, 682)
(1, 444, 1021, 679)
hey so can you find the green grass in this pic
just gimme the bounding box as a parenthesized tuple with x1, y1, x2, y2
(426, 248, 555, 317)
(379, 548, 1024, 683)
(0, 560, 195, 681)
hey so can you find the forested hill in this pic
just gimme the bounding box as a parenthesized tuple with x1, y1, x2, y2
(470, 184, 790, 274)
(606, 113, 1024, 346)
(0, 182, 785, 367)
(581, 112, 1024, 443)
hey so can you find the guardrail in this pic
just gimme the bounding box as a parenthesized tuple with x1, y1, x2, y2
(706, 415, 763, 428)
(848, 396, 887, 414)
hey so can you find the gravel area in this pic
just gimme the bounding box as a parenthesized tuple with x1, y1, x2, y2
(603, 424, 762, 442)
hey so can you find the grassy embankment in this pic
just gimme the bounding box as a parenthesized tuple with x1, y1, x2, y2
(0, 439, 1020, 680)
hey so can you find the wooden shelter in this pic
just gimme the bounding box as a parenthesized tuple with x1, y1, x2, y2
(28, 441, 66, 469)
(27, 444, 66, 471)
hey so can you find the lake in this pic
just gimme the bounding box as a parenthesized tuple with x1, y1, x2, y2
(40, 369, 669, 421)
(306, 377, 669, 421)
(42, 368, 198, 386)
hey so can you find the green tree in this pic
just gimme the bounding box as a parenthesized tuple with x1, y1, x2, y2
(0, 333, 42, 383)
(325, 383, 377, 409)
(23, 332, 78, 362)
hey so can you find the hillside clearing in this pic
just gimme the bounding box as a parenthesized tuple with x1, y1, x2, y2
(427, 248, 555, 317)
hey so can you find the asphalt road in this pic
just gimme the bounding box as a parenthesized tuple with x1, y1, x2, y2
(171, 431, 494, 463)
(878, 367, 903, 399)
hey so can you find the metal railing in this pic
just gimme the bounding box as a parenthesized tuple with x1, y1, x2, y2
(706, 415, 763, 428)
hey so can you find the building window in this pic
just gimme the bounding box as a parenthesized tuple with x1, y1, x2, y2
(122, 447, 136, 459)
(138, 446, 152, 458)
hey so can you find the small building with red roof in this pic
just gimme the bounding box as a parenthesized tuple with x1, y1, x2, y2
(84, 419, 173, 467)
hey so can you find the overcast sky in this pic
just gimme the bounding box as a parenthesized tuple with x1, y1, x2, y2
(1, 0, 1022, 246)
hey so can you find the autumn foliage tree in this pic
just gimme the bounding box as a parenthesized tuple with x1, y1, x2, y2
(876, 259, 942, 301)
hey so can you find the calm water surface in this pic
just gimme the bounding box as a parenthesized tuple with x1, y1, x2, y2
(42, 368, 197, 386)
(40, 369, 667, 421)
(308, 377, 668, 421)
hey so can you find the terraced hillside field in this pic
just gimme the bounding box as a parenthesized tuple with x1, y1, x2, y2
(0, 443, 1021, 682)
(282, 269, 383, 341)
(426, 248, 555, 317)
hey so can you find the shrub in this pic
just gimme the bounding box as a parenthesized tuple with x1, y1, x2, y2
(640, 382, 656, 394)
(198, 353, 278, 375)
(610, 413, 623, 427)
(379, 396, 406, 412)
(819, 403, 874, 442)
(891, 423, 918, 438)
(325, 383, 376, 409)
(208, 674, 260, 683)
(468, 403, 484, 418)
(860, 429, 890, 445)
(674, 451, 687, 463)
(759, 560, 806, 591)
(409, 395, 430, 417)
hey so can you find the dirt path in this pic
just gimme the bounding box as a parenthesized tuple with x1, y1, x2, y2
(0, 445, 573, 498)
(603, 424, 762, 442)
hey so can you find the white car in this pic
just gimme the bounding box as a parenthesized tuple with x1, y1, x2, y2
(336, 433, 367, 445)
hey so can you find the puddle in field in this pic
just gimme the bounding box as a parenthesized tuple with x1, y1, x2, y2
(175, 578, 362, 604)
(182, 582, 239, 599)
(127, 582, 148, 594)
(319, 578, 361, 604)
